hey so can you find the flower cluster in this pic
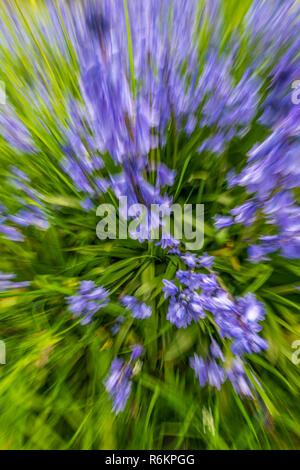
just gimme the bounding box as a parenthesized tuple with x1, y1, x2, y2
(104, 345, 143, 414)
(162, 243, 268, 398)
(121, 296, 152, 320)
(66, 281, 110, 325)
(191, 353, 255, 398)
(0, 166, 50, 242)
(1, 0, 293, 419)
(213, 0, 300, 262)
(163, 248, 268, 354)
(163, 280, 205, 328)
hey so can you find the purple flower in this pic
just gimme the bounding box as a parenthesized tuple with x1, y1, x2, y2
(175, 270, 204, 290)
(162, 280, 179, 299)
(167, 290, 205, 328)
(213, 216, 234, 230)
(155, 233, 180, 250)
(190, 354, 225, 391)
(211, 292, 268, 356)
(180, 253, 198, 268)
(9, 207, 49, 230)
(198, 253, 215, 269)
(196, 273, 220, 293)
(207, 360, 226, 390)
(66, 281, 110, 325)
(167, 246, 181, 255)
(210, 338, 225, 361)
(231, 334, 268, 357)
(105, 346, 144, 414)
(5, 168, 50, 233)
(0, 105, 35, 153)
(242, 293, 266, 323)
(226, 359, 253, 398)
(131, 345, 144, 361)
(104, 358, 133, 414)
(111, 315, 125, 335)
(95, 177, 110, 195)
(248, 245, 274, 263)
(80, 197, 94, 212)
(230, 202, 257, 227)
(121, 296, 152, 319)
(190, 354, 208, 386)
(155, 163, 176, 188)
(10, 166, 30, 181)
(0, 224, 24, 242)
(0, 272, 30, 291)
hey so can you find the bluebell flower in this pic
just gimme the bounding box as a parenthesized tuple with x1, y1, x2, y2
(155, 233, 180, 250)
(0, 272, 30, 291)
(121, 296, 152, 319)
(155, 164, 176, 188)
(105, 345, 144, 414)
(6, 168, 50, 232)
(207, 359, 226, 390)
(9, 206, 49, 230)
(230, 202, 257, 227)
(0, 223, 24, 242)
(162, 280, 179, 299)
(95, 177, 110, 195)
(104, 357, 133, 414)
(167, 290, 205, 328)
(10, 166, 30, 182)
(80, 197, 94, 212)
(0, 104, 35, 153)
(211, 292, 268, 356)
(198, 253, 215, 269)
(66, 281, 110, 325)
(248, 245, 275, 263)
(190, 354, 208, 387)
(213, 216, 234, 230)
(231, 334, 268, 357)
(130, 345, 144, 361)
(167, 246, 181, 255)
(180, 253, 198, 268)
(196, 273, 220, 293)
(111, 315, 125, 335)
(210, 338, 225, 361)
(191, 352, 257, 397)
(226, 359, 253, 398)
(190, 354, 225, 391)
(175, 270, 203, 290)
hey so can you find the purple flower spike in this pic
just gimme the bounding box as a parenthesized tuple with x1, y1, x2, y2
(190, 354, 208, 387)
(226, 359, 253, 398)
(207, 360, 226, 391)
(104, 358, 133, 415)
(131, 345, 144, 361)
